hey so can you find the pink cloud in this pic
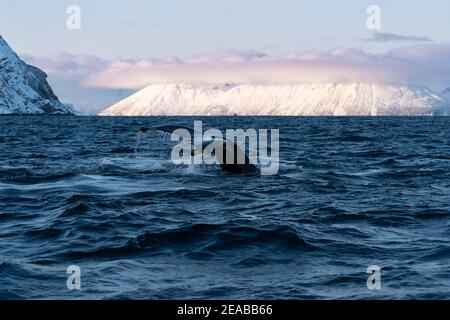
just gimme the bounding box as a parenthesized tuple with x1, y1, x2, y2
(22, 52, 107, 77)
(25, 44, 450, 92)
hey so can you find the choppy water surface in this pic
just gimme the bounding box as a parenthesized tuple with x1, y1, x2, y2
(0, 116, 449, 299)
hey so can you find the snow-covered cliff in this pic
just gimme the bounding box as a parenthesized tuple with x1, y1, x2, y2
(100, 83, 448, 116)
(0, 35, 73, 115)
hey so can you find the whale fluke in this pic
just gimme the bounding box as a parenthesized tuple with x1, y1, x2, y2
(140, 125, 257, 174)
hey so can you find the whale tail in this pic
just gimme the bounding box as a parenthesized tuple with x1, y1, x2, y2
(140, 125, 257, 174)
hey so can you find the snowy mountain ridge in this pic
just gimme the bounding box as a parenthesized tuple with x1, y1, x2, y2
(0, 35, 73, 115)
(100, 83, 449, 116)
(443, 88, 450, 99)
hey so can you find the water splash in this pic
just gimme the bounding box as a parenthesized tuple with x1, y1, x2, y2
(134, 131, 149, 155)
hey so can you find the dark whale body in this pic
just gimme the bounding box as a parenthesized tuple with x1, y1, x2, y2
(142, 125, 257, 174)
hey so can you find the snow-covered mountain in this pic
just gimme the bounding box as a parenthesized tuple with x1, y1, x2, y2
(0, 35, 73, 115)
(443, 88, 450, 100)
(100, 83, 448, 116)
(53, 86, 135, 115)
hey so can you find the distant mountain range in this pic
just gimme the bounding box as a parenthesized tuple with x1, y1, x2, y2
(100, 83, 449, 116)
(443, 87, 450, 98)
(0, 35, 73, 115)
(2, 34, 449, 116)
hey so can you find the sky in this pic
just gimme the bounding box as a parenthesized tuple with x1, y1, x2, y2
(1, 0, 450, 113)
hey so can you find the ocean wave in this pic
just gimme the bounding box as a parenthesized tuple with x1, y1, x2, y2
(1, 116, 450, 299)
(59, 224, 316, 261)
(0, 169, 76, 183)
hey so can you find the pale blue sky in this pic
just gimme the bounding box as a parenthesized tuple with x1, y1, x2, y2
(1, 0, 449, 59)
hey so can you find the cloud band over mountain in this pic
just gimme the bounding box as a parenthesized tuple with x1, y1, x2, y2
(24, 44, 450, 93)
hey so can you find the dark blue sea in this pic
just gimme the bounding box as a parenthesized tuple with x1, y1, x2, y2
(0, 116, 449, 300)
